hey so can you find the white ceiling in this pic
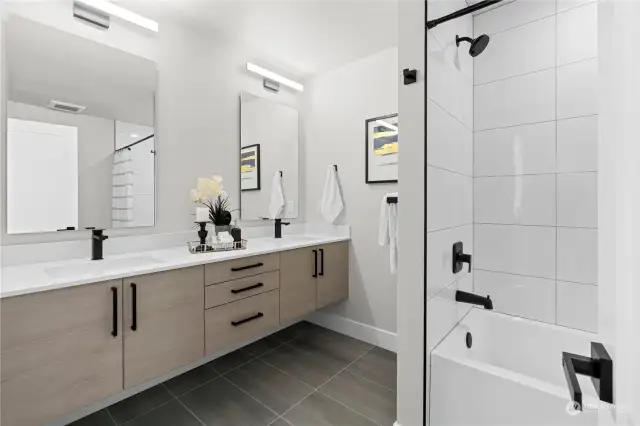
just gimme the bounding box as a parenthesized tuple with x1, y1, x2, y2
(6, 15, 156, 124)
(143, 0, 399, 77)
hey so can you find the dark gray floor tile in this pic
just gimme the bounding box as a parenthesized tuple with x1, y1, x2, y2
(348, 346, 397, 390)
(179, 377, 277, 426)
(244, 335, 284, 357)
(108, 385, 172, 425)
(164, 364, 219, 396)
(68, 409, 115, 426)
(226, 359, 313, 414)
(208, 348, 255, 374)
(272, 321, 324, 343)
(271, 419, 294, 426)
(284, 392, 377, 426)
(319, 370, 396, 426)
(125, 400, 201, 426)
(261, 343, 345, 387)
(290, 327, 373, 365)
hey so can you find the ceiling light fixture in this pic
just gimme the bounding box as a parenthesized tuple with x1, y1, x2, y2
(376, 120, 398, 132)
(246, 62, 304, 92)
(130, 133, 139, 138)
(74, 0, 159, 32)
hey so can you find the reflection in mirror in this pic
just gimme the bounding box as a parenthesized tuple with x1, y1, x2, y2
(5, 14, 156, 234)
(240, 93, 299, 220)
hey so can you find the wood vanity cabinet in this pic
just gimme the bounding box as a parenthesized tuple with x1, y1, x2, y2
(0, 280, 124, 426)
(123, 266, 204, 388)
(316, 241, 350, 309)
(280, 241, 350, 322)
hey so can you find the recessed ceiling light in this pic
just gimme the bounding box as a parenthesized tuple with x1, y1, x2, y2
(130, 133, 139, 138)
(74, 0, 159, 32)
(246, 62, 304, 92)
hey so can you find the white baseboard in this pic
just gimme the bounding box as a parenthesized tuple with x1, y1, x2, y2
(306, 311, 397, 352)
(394, 422, 402, 426)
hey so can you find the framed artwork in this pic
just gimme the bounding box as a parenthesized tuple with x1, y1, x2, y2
(365, 113, 398, 184)
(240, 144, 261, 191)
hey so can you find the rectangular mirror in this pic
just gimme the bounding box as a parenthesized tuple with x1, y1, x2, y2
(5, 14, 157, 234)
(240, 93, 299, 220)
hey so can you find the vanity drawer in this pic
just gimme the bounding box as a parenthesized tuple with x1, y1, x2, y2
(205, 271, 279, 309)
(205, 253, 279, 285)
(205, 290, 279, 355)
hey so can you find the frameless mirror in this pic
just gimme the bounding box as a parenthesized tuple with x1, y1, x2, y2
(240, 93, 299, 220)
(5, 14, 157, 234)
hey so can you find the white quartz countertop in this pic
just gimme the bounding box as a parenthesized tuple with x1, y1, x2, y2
(0, 234, 350, 299)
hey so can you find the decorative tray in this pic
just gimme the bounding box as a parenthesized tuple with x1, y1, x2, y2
(187, 239, 248, 254)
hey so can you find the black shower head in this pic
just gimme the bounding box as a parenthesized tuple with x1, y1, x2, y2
(456, 34, 491, 57)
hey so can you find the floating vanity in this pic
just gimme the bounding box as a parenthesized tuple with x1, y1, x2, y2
(0, 235, 349, 426)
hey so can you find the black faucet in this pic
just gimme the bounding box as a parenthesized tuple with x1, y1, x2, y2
(274, 218, 290, 239)
(455, 290, 493, 310)
(91, 229, 109, 260)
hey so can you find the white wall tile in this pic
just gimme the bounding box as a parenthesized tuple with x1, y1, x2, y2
(426, 225, 473, 299)
(475, 224, 556, 279)
(474, 121, 556, 176)
(557, 0, 597, 14)
(475, 16, 556, 85)
(557, 116, 598, 173)
(427, 99, 472, 176)
(475, 175, 556, 225)
(557, 281, 598, 332)
(557, 58, 598, 119)
(557, 227, 598, 284)
(558, 172, 598, 228)
(427, 32, 473, 128)
(475, 68, 555, 131)
(428, 0, 474, 82)
(474, 270, 557, 323)
(426, 275, 473, 363)
(427, 166, 472, 232)
(475, 0, 556, 36)
(557, 2, 598, 66)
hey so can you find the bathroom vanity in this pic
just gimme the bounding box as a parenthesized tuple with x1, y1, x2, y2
(0, 237, 349, 426)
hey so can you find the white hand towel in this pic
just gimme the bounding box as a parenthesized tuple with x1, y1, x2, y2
(319, 166, 344, 224)
(379, 193, 399, 274)
(269, 172, 285, 219)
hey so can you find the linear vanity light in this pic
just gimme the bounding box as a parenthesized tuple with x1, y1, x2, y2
(246, 62, 304, 92)
(376, 120, 398, 132)
(75, 0, 159, 32)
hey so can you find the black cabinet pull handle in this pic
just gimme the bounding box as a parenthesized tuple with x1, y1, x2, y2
(319, 248, 325, 276)
(231, 262, 264, 272)
(131, 283, 137, 331)
(111, 287, 118, 337)
(562, 342, 613, 411)
(312, 250, 318, 278)
(231, 312, 264, 327)
(231, 283, 264, 294)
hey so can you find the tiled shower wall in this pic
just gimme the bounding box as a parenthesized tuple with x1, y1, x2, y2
(473, 0, 598, 332)
(426, 0, 474, 421)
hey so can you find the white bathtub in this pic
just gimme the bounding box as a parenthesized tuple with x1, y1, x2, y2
(430, 309, 603, 426)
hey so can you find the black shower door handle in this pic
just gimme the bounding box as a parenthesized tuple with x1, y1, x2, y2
(562, 342, 613, 411)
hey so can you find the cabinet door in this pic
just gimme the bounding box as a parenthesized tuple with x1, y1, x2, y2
(1, 280, 123, 426)
(280, 247, 318, 324)
(123, 266, 204, 388)
(317, 241, 350, 309)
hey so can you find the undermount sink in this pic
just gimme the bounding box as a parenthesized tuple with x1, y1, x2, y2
(45, 256, 163, 279)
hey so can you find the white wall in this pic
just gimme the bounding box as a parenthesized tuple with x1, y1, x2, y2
(424, 0, 475, 423)
(8, 101, 114, 230)
(302, 47, 398, 335)
(473, 0, 599, 332)
(303, 47, 398, 334)
(1, 3, 302, 245)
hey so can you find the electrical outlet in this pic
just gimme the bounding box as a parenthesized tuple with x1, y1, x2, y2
(287, 200, 295, 214)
